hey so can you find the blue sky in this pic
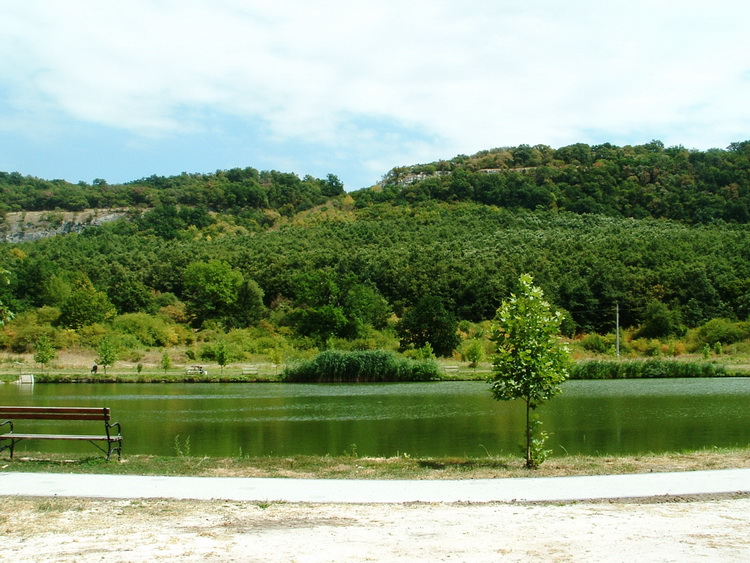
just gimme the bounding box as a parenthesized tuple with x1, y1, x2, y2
(1, 1, 749, 191)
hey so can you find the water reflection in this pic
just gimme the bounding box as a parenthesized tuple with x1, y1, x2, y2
(1, 379, 749, 458)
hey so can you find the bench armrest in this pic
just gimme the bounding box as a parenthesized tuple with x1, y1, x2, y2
(106, 421, 121, 437)
(0, 420, 12, 433)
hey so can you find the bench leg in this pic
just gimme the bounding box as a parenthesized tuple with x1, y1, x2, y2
(106, 440, 122, 461)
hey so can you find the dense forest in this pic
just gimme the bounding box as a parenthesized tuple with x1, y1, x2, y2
(359, 140, 750, 224)
(1, 140, 749, 362)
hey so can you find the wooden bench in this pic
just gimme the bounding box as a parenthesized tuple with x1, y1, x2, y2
(185, 365, 208, 375)
(242, 365, 259, 375)
(0, 406, 122, 461)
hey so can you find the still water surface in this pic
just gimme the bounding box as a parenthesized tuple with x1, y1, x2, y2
(2, 379, 749, 458)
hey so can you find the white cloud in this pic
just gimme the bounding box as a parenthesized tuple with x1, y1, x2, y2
(1, 0, 750, 183)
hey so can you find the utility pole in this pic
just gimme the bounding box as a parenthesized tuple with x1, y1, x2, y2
(615, 302, 620, 358)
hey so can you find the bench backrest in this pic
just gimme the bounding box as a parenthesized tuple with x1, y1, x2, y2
(0, 406, 111, 422)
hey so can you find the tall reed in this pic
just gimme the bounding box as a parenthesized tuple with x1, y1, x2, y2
(571, 359, 728, 380)
(282, 350, 440, 382)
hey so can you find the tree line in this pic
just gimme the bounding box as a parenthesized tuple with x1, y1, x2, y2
(0, 168, 344, 222)
(354, 140, 750, 225)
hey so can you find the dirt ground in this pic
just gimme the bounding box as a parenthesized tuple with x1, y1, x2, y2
(4, 495, 750, 562)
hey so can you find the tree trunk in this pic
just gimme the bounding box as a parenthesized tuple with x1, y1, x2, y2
(525, 398, 532, 468)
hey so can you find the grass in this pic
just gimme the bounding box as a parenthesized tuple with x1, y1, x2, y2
(1, 447, 749, 479)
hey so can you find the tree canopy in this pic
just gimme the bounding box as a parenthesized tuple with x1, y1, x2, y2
(490, 274, 571, 468)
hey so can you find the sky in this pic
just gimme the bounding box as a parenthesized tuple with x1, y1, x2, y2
(1, 1, 749, 191)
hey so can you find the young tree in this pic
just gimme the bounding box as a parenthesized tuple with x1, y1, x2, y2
(33, 335, 56, 372)
(160, 350, 172, 374)
(215, 339, 229, 373)
(490, 274, 571, 469)
(462, 339, 485, 368)
(96, 338, 118, 376)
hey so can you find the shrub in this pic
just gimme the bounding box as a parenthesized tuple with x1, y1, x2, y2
(460, 338, 486, 367)
(580, 333, 610, 354)
(2, 311, 56, 353)
(198, 339, 245, 363)
(696, 318, 750, 346)
(112, 313, 177, 347)
(629, 338, 663, 357)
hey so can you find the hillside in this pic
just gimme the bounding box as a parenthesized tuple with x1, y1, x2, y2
(0, 141, 749, 360)
(353, 140, 750, 224)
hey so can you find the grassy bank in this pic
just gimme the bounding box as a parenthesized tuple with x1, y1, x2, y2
(3, 359, 747, 384)
(2, 447, 749, 480)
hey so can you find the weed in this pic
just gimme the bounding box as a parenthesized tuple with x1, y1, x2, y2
(174, 435, 191, 458)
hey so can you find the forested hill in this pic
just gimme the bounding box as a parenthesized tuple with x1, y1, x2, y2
(1, 141, 750, 226)
(0, 168, 345, 220)
(352, 140, 750, 224)
(1, 141, 750, 351)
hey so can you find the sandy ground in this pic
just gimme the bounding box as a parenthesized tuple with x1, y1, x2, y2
(4, 495, 750, 562)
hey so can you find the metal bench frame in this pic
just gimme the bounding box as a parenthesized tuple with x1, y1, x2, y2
(0, 406, 122, 461)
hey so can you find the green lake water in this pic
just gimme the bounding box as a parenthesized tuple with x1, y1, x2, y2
(2, 379, 749, 458)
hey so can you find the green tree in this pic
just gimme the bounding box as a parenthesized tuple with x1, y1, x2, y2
(397, 295, 459, 357)
(490, 274, 571, 469)
(635, 300, 684, 339)
(292, 305, 350, 349)
(344, 283, 391, 330)
(183, 260, 243, 327)
(96, 338, 118, 375)
(58, 278, 116, 329)
(215, 339, 229, 373)
(107, 267, 154, 313)
(230, 278, 266, 327)
(33, 335, 56, 372)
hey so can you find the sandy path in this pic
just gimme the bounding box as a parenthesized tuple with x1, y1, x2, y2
(4, 496, 750, 562)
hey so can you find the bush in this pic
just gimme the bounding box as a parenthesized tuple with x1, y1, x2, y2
(111, 313, 177, 347)
(629, 338, 663, 357)
(696, 318, 750, 346)
(282, 349, 440, 382)
(580, 333, 610, 354)
(2, 311, 56, 352)
(198, 339, 245, 363)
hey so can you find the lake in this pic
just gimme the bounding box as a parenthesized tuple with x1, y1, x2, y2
(2, 378, 749, 458)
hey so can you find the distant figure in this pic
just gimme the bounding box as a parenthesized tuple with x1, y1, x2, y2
(91, 364, 98, 375)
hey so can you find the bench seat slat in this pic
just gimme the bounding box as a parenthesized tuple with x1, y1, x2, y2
(1, 433, 122, 441)
(0, 407, 108, 414)
(0, 413, 110, 421)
